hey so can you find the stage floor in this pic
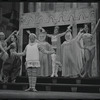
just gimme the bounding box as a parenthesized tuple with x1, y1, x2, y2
(0, 90, 100, 99)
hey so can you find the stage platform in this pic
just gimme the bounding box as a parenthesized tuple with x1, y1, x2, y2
(0, 90, 100, 99)
(0, 76, 100, 99)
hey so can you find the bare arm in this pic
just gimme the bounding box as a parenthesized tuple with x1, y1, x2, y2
(46, 34, 52, 38)
(5, 30, 17, 43)
(14, 30, 20, 40)
(76, 29, 85, 49)
(39, 27, 52, 38)
(13, 47, 26, 56)
(15, 52, 26, 56)
(16, 30, 20, 36)
(58, 25, 72, 37)
(26, 30, 31, 35)
(92, 18, 100, 35)
(57, 32, 66, 37)
(38, 44, 54, 54)
(6, 42, 15, 51)
(6, 45, 11, 51)
(73, 29, 84, 41)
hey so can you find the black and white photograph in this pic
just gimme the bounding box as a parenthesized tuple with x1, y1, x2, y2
(0, 2, 100, 100)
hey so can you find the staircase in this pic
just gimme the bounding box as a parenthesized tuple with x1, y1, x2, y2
(0, 76, 100, 93)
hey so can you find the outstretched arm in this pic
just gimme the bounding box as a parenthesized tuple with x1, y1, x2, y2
(72, 28, 84, 42)
(92, 18, 100, 35)
(58, 24, 72, 37)
(6, 45, 11, 51)
(42, 28, 52, 38)
(15, 30, 20, 36)
(12, 47, 26, 56)
(15, 51, 26, 56)
(77, 29, 85, 49)
(26, 30, 31, 35)
(39, 27, 52, 38)
(38, 44, 54, 54)
(5, 30, 17, 43)
(46, 33, 52, 38)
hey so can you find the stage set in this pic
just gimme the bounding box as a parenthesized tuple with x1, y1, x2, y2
(0, 2, 100, 99)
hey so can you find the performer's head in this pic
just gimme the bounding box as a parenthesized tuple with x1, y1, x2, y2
(29, 33, 37, 43)
(84, 24, 89, 33)
(38, 31, 46, 42)
(0, 32, 5, 40)
(65, 30, 72, 41)
(10, 34, 17, 42)
(54, 25, 59, 35)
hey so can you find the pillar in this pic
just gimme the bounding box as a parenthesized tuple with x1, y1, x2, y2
(35, 2, 41, 36)
(19, 2, 24, 76)
(72, 3, 77, 37)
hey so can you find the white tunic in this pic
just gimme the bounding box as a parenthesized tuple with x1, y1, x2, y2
(26, 43, 40, 68)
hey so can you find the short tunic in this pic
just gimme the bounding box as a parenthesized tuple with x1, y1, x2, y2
(26, 43, 40, 68)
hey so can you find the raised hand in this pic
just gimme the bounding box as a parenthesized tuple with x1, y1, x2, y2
(26, 30, 31, 34)
(16, 30, 20, 35)
(13, 30, 18, 35)
(11, 51, 17, 56)
(66, 24, 72, 32)
(92, 18, 100, 34)
(5, 30, 18, 42)
(39, 27, 45, 32)
(79, 28, 84, 32)
(67, 25, 71, 30)
(13, 30, 17, 33)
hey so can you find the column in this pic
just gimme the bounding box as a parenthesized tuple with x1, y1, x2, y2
(35, 2, 41, 36)
(72, 3, 77, 37)
(19, 2, 24, 76)
(91, 3, 99, 77)
(96, 3, 100, 77)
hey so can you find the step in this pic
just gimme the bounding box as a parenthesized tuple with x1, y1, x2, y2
(16, 76, 100, 85)
(0, 82, 100, 93)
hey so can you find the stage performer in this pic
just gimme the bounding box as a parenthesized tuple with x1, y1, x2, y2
(51, 49, 62, 77)
(39, 25, 72, 63)
(37, 30, 54, 76)
(61, 28, 84, 78)
(0, 31, 17, 82)
(2, 30, 21, 83)
(13, 33, 54, 92)
(78, 19, 100, 78)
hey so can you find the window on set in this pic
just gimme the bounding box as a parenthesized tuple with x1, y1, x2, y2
(24, 2, 36, 13)
(77, 3, 91, 9)
(41, 3, 54, 12)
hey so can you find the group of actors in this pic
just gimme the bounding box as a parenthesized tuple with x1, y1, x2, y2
(0, 19, 99, 91)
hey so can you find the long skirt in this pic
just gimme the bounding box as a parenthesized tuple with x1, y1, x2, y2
(37, 42, 52, 76)
(37, 52, 52, 76)
(2, 55, 21, 82)
(61, 41, 83, 77)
